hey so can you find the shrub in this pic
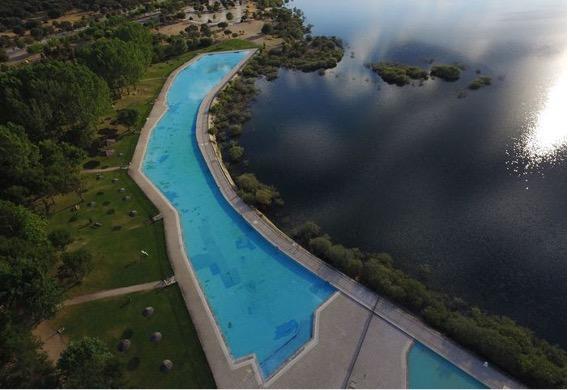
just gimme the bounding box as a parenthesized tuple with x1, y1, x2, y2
(228, 124, 242, 136)
(261, 23, 273, 34)
(48, 228, 73, 250)
(228, 145, 244, 161)
(430, 64, 461, 81)
(468, 76, 492, 90)
(60, 248, 93, 282)
(116, 108, 139, 127)
(370, 62, 427, 86)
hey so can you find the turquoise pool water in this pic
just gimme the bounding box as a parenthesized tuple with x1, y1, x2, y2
(408, 343, 487, 389)
(142, 51, 335, 379)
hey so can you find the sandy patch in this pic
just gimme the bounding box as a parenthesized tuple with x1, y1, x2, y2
(156, 20, 192, 36)
(33, 320, 69, 363)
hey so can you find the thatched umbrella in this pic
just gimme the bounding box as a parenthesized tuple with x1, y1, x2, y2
(150, 332, 162, 342)
(117, 339, 131, 352)
(160, 359, 173, 372)
(142, 306, 154, 317)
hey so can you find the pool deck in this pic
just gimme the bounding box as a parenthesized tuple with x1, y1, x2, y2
(130, 50, 525, 388)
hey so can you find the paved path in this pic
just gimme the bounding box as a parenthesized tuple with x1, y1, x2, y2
(82, 166, 124, 174)
(63, 280, 167, 306)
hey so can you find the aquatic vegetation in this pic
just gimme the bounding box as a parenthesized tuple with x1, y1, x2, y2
(468, 76, 492, 90)
(369, 62, 428, 86)
(430, 64, 462, 81)
(236, 173, 283, 208)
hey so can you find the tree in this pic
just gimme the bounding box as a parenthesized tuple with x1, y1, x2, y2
(308, 236, 332, 258)
(112, 22, 153, 66)
(0, 314, 57, 388)
(0, 125, 84, 209)
(261, 23, 273, 34)
(0, 61, 111, 146)
(116, 108, 139, 128)
(0, 48, 7, 62)
(78, 38, 147, 94)
(255, 188, 273, 206)
(236, 173, 260, 192)
(293, 221, 321, 245)
(226, 12, 233, 20)
(57, 337, 122, 389)
(0, 124, 41, 203)
(164, 36, 187, 58)
(60, 248, 93, 282)
(34, 140, 85, 214)
(228, 145, 244, 161)
(48, 228, 73, 250)
(0, 255, 62, 324)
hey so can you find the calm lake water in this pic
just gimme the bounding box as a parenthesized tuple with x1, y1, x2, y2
(240, 0, 567, 345)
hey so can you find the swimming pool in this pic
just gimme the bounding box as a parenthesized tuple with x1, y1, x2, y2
(408, 343, 488, 389)
(142, 51, 335, 379)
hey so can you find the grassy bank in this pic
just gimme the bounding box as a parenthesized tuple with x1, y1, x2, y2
(43, 39, 259, 387)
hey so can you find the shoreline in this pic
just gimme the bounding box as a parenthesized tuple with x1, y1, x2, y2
(129, 50, 523, 388)
(197, 56, 524, 389)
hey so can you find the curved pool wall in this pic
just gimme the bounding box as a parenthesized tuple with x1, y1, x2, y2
(408, 343, 488, 389)
(142, 51, 335, 379)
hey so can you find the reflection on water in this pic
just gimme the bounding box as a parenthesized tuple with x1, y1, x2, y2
(241, 0, 567, 345)
(518, 71, 567, 170)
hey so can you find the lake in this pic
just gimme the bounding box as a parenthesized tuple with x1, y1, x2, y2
(240, 0, 567, 345)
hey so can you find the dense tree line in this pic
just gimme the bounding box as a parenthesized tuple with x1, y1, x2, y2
(0, 61, 111, 146)
(78, 22, 152, 95)
(0, 20, 160, 388)
(0, 201, 117, 387)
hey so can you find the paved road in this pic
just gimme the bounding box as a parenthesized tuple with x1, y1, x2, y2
(63, 280, 166, 306)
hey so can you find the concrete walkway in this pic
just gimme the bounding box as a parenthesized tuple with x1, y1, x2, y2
(82, 166, 124, 174)
(63, 280, 169, 306)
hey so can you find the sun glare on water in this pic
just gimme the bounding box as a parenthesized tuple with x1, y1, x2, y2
(509, 71, 568, 175)
(525, 72, 567, 160)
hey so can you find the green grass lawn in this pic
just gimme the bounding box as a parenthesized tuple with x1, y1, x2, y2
(49, 171, 172, 296)
(53, 288, 216, 388)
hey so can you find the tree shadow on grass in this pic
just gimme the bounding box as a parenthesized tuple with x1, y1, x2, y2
(127, 357, 141, 371)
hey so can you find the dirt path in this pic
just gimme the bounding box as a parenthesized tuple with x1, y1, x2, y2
(34, 278, 176, 362)
(82, 166, 124, 174)
(63, 279, 173, 306)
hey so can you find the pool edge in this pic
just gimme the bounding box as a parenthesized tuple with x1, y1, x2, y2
(129, 49, 341, 387)
(130, 49, 265, 388)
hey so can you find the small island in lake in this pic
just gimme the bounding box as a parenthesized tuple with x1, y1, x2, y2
(368, 62, 428, 86)
(369, 62, 466, 86)
(430, 64, 462, 81)
(468, 76, 492, 90)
